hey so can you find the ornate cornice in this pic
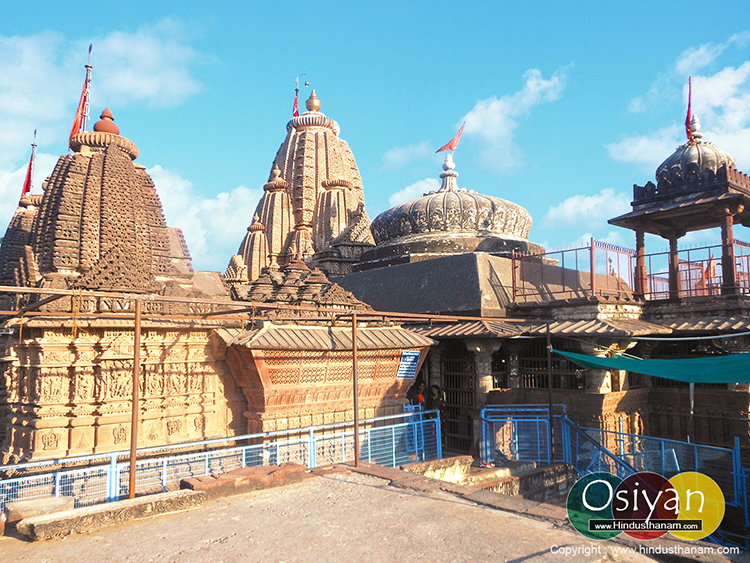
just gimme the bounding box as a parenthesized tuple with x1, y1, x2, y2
(69, 131, 140, 160)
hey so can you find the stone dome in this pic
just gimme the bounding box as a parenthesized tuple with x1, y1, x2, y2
(656, 115, 735, 184)
(371, 154, 533, 245)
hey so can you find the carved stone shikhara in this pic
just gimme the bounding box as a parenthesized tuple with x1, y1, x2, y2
(225, 91, 375, 284)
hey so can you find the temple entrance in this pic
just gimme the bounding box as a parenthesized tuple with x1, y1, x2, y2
(441, 341, 475, 452)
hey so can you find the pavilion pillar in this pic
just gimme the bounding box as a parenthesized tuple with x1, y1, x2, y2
(634, 230, 647, 298)
(466, 340, 501, 409)
(721, 211, 738, 295)
(668, 236, 680, 300)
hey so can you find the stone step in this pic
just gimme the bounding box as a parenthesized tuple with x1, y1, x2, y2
(471, 463, 578, 501)
(459, 460, 537, 488)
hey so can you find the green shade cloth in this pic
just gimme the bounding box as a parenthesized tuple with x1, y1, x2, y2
(554, 349, 750, 383)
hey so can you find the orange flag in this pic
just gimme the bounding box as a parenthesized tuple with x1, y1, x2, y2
(22, 130, 37, 196)
(436, 122, 465, 153)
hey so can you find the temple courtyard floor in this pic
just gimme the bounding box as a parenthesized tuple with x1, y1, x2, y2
(1, 464, 748, 563)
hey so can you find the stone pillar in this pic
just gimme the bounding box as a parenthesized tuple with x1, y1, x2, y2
(428, 345, 442, 390)
(579, 341, 611, 393)
(465, 340, 501, 409)
(503, 340, 527, 389)
(721, 210, 738, 295)
(634, 230, 647, 298)
(668, 236, 680, 300)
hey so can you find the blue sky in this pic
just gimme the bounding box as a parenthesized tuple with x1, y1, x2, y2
(2, 1, 750, 271)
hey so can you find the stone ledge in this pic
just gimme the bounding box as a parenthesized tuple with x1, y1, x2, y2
(5, 496, 75, 527)
(16, 490, 206, 541)
(180, 463, 306, 500)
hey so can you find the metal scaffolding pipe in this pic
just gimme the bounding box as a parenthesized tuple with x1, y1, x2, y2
(128, 298, 142, 499)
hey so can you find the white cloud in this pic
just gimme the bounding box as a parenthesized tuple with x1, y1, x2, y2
(148, 165, 263, 271)
(0, 20, 203, 168)
(617, 32, 750, 172)
(0, 21, 207, 259)
(675, 43, 727, 76)
(540, 188, 631, 233)
(0, 152, 59, 236)
(605, 125, 682, 173)
(388, 178, 439, 207)
(381, 141, 432, 170)
(93, 19, 203, 108)
(461, 65, 571, 171)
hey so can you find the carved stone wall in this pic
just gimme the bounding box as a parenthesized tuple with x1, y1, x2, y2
(0, 322, 247, 462)
(224, 346, 419, 434)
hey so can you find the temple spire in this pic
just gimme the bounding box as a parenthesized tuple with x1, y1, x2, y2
(21, 130, 37, 197)
(69, 44, 93, 150)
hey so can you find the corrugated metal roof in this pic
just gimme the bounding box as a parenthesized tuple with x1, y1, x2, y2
(223, 323, 434, 351)
(520, 318, 672, 336)
(406, 321, 526, 338)
(407, 318, 672, 338)
(661, 316, 750, 333)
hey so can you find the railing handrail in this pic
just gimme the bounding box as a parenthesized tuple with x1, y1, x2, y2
(481, 404, 567, 417)
(559, 416, 636, 476)
(589, 426, 735, 455)
(1, 410, 439, 474)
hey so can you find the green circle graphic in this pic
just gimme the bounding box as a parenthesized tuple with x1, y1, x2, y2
(567, 472, 623, 540)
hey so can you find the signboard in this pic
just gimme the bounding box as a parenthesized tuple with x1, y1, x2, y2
(396, 350, 421, 379)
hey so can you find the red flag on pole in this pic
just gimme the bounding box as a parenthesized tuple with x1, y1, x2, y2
(22, 130, 37, 197)
(685, 76, 694, 144)
(293, 76, 301, 117)
(69, 45, 92, 150)
(706, 253, 716, 279)
(436, 122, 465, 153)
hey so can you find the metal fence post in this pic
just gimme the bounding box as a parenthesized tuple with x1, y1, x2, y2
(436, 418, 443, 460)
(108, 453, 118, 502)
(660, 441, 665, 475)
(734, 437, 745, 523)
(309, 428, 316, 469)
(54, 472, 60, 497)
(618, 416, 624, 456)
(694, 444, 699, 472)
(392, 426, 396, 467)
(162, 459, 168, 493)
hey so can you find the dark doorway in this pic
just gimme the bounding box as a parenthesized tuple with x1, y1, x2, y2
(441, 341, 474, 452)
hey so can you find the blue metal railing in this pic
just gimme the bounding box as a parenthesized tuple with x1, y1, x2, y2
(0, 411, 441, 511)
(480, 405, 746, 517)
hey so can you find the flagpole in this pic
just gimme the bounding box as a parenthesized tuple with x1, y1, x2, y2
(81, 44, 93, 133)
(22, 130, 37, 197)
(29, 130, 36, 192)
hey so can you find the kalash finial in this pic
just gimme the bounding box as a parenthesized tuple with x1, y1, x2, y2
(438, 153, 459, 192)
(93, 108, 120, 135)
(443, 153, 456, 171)
(306, 90, 321, 112)
(690, 114, 703, 141)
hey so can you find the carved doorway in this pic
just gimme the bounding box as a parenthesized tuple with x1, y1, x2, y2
(441, 341, 475, 452)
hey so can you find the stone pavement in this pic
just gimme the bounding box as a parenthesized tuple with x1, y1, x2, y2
(1, 464, 747, 563)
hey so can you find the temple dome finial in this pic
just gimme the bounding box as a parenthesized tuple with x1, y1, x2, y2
(655, 113, 735, 182)
(306, 90, 321, 112)
(93, 108, 120, 135)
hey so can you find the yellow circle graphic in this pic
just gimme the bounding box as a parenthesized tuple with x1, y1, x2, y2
(668, 472, 725, 540)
